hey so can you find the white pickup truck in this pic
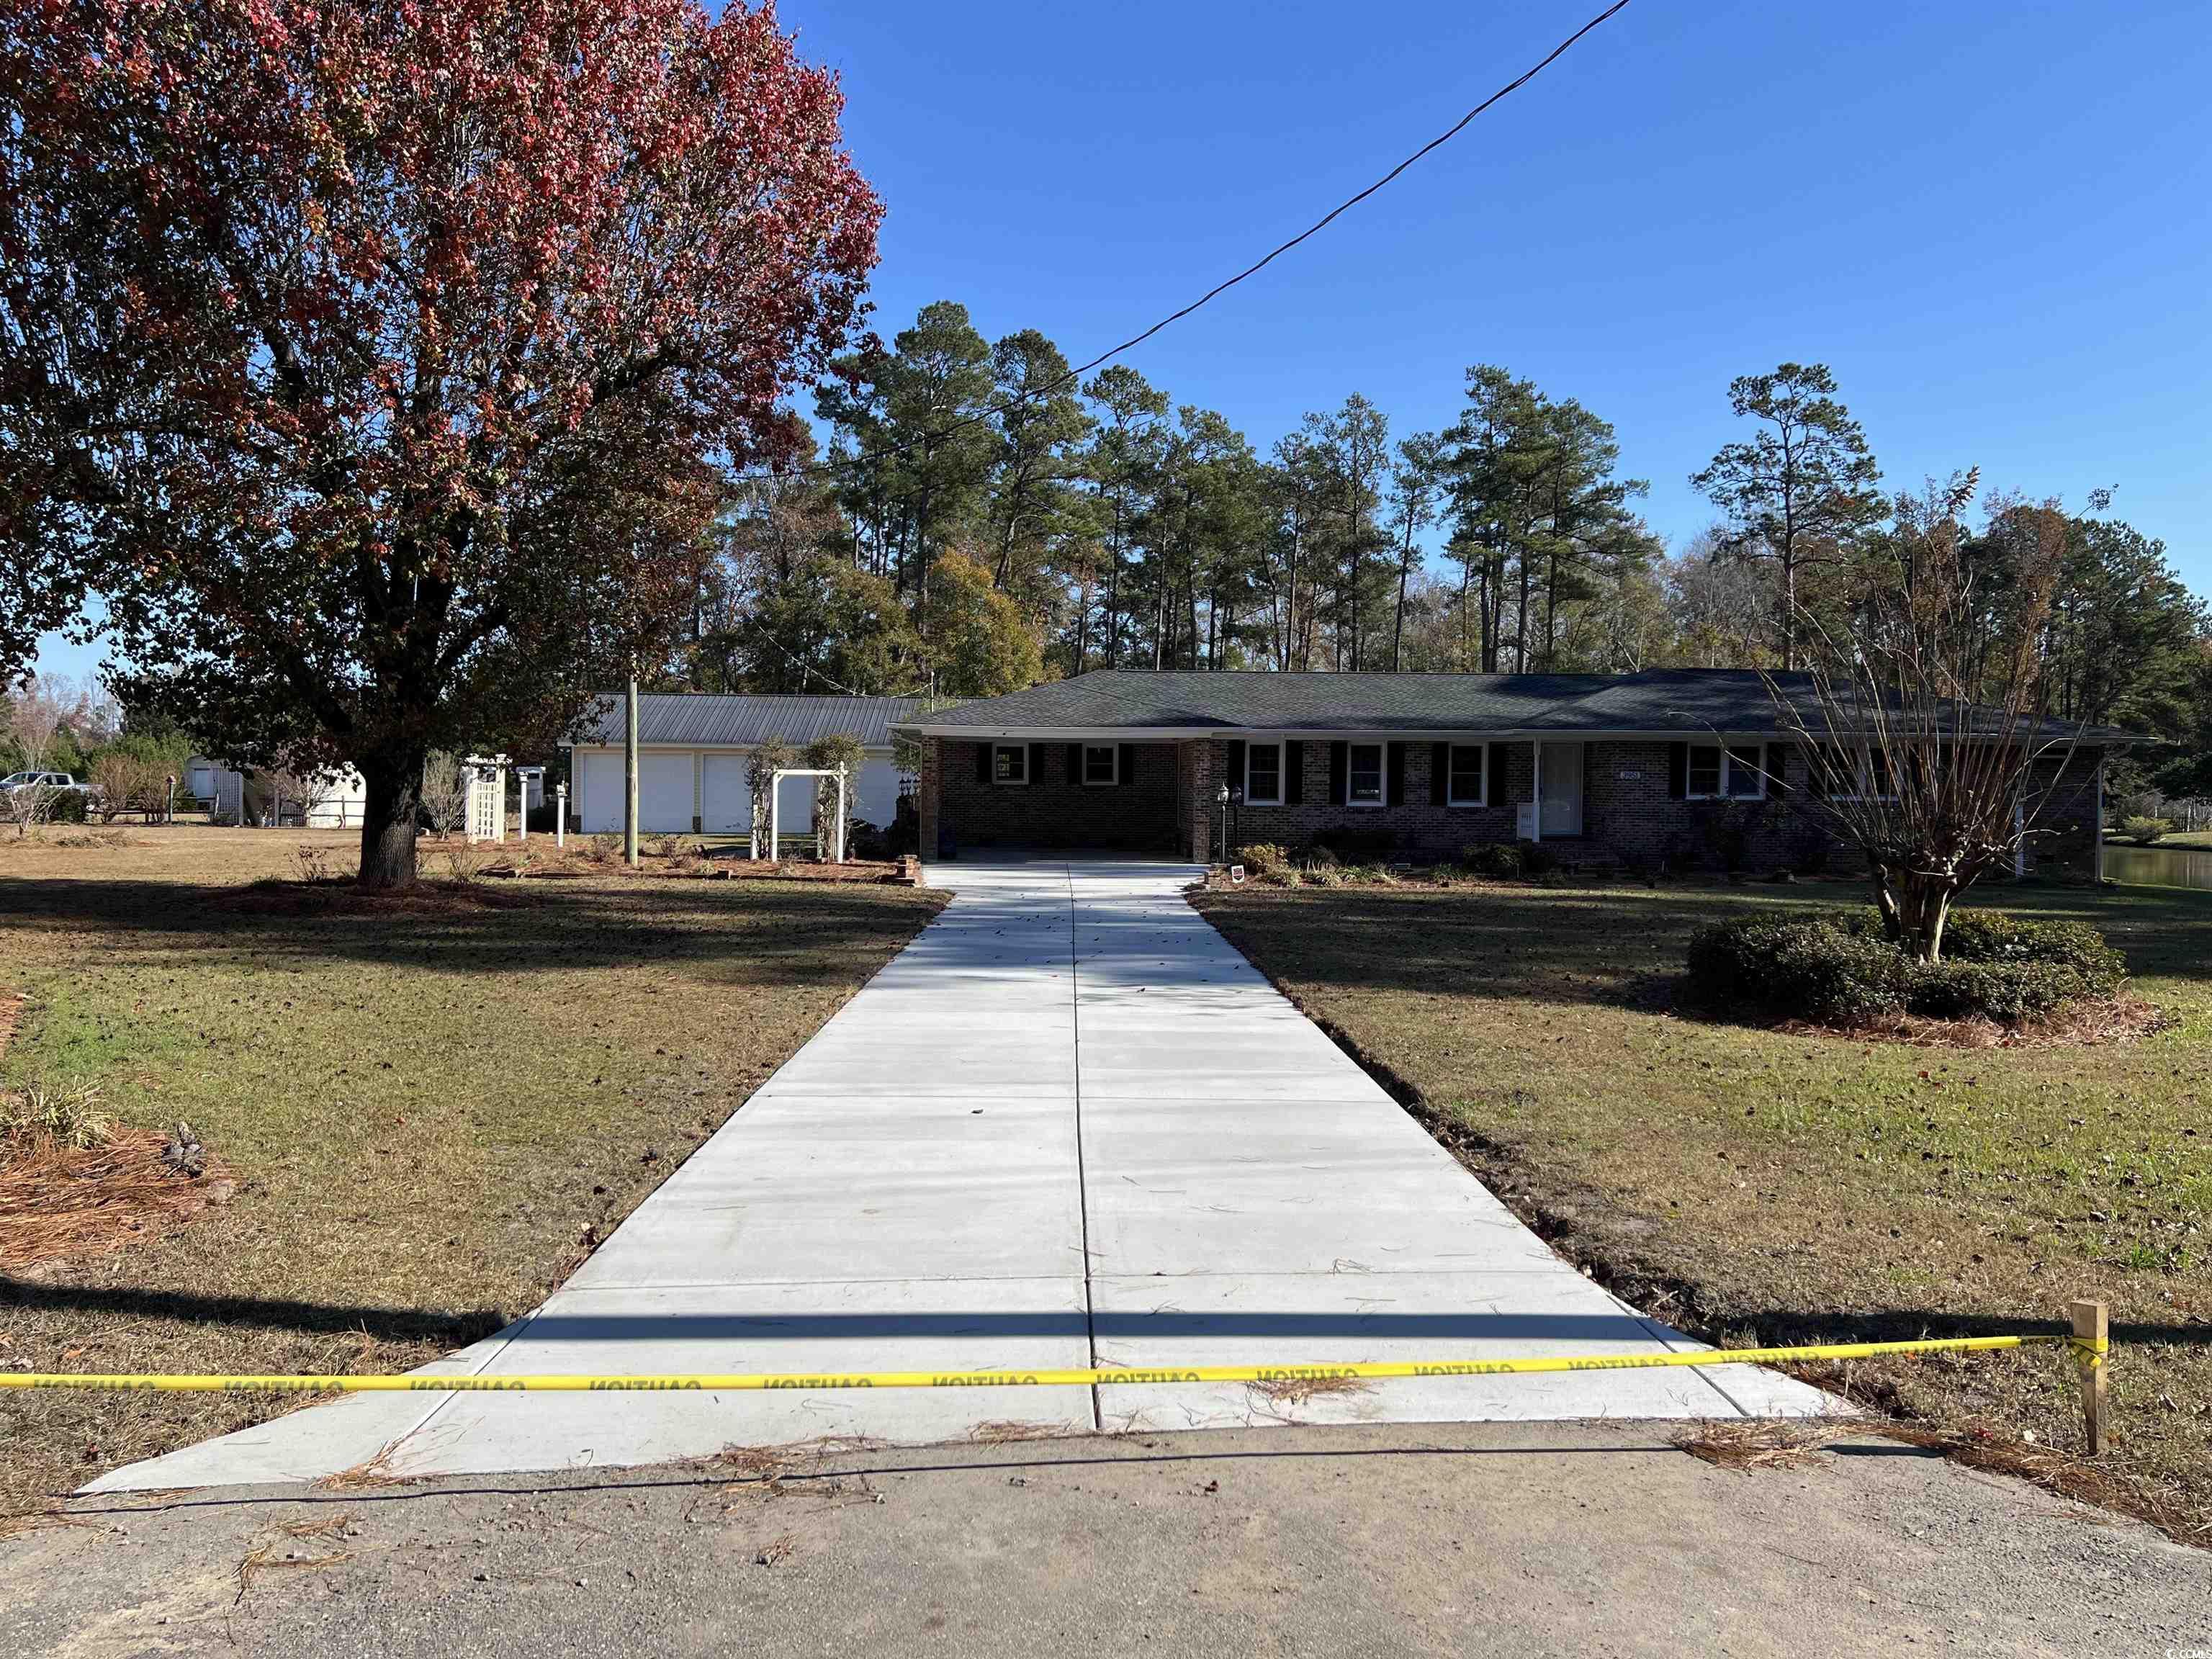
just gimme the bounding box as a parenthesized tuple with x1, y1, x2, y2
(0, 770, 99, 803)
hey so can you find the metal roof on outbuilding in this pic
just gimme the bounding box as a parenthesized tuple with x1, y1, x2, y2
(567, 694, 920, 750)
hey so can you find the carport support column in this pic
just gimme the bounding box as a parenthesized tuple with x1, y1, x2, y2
(1531, 739, 1543, 844)
(917, 739, 943, 861)
(1182, 739, 1221, 864)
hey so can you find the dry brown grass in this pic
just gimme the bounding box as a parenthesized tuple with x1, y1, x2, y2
(966, 1419, 1066, 1443)
(1674, 1417, 1850, 1473)
(1198, 876, 2212, 1545)
(313, 1438, 408, 1493)
(1244, 1371, 1375, 1407)
(0, 827, 943, 1521)
(234, 1513, 354, 1603)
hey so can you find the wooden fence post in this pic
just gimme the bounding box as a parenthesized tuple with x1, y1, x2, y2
(2070, 1298, 2108, 1456)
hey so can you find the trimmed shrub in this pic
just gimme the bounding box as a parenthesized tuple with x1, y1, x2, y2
(1233, 841, 1303, 888)
(1908, 959, 2083, 1023)
(1235, 841, 1293, 877)
(1939, 911, 2126, 994)
(2118, 815, 2172, 845)
(1519, 842, 1558, 876)
(1462, 842, 1524, 879)
(1686, 915, 1912, 1025)
(1686, 904, 2128, 1028)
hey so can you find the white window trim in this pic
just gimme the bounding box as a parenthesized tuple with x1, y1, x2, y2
(1823, 748, 1898, 803)
(1243, 739, 1283, 806)
(992, 743, 1030, 787)
(1081, 743, 1119, 787)
(1685, 743, 1766, 803)
(1445, 743, 1486, 809)
(1346, 742, 1386, 809)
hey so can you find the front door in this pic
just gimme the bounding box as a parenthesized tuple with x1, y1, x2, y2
(1539, 742, 1584, 837)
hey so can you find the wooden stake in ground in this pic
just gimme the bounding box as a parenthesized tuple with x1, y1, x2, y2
(2071, 1298, 2108, 1456)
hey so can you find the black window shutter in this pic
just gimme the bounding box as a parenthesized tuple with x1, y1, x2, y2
(1285, 740, 1303, 804)
(1027, 743, 1044, 785)
(1118, 742, 1135, 786)
(1668, 742, 1687, 799)
(1385, 742, 1406, 807)
(1766, 742, 1790, 799)
(1225, 739, 1246, 799)
(1328, 741, 1348, 806)
(1065, 742, 1082, 783)
(975, 742, 993, 786)
(1485, 742, 1499, 806)
(1430, 742, 1449, 806)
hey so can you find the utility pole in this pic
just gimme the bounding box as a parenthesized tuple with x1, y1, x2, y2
(624, 673, 640, 868)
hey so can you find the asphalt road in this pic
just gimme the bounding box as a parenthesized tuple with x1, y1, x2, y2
(7, 1421, 2205, 1658)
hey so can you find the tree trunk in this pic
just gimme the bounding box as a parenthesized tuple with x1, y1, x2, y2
(1877, 866, 1956, 962)
(356, 752, 425, 890)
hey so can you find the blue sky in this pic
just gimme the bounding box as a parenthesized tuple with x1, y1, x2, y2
(30, 0, 2211, 681)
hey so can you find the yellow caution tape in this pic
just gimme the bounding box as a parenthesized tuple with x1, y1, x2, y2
(0, 1332, 2084, 1395)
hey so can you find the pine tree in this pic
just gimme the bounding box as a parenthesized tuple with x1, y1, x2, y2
(1689, 363, 1884, 670)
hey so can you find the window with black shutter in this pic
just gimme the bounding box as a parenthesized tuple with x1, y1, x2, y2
(1347, 743, 1385, 806)
(1447, 744, 1485, 806)
(1244, 741, 1282, 805)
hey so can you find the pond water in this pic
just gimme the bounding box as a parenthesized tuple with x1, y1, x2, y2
(2103, 841, 2212, 891)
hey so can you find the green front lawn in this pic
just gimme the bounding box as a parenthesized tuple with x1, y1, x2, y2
(1197, 876, 2212, 1538)
(0, 829, 942, 1521)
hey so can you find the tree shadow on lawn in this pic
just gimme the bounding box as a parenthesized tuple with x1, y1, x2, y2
(1201, 879, 2212, 1011)
(0, 1278, 506, 1348)
(0, 876, 941, 989)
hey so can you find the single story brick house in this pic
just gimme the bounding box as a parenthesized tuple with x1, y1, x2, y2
(562, 694, 915, 835)
(892, 670, 2127, 874)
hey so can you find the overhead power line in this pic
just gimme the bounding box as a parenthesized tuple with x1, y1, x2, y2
(755, 0, 1635, 485)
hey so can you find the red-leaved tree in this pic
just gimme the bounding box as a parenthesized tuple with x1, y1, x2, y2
(0, 0, 880, 884)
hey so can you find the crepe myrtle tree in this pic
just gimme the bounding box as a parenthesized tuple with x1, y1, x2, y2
(1771, 472, 2082, 961)
(0, 0, 881, 886)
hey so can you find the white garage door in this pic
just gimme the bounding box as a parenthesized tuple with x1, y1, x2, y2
(852, 757, 906, 827)
(577, 750, 624, 834)
(639, 752, 693, 832)
(701, 755, 752, 833)
(575, 750, 694, 833)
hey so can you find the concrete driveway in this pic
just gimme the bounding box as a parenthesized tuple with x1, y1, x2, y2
(91, 858, 1823, 1491)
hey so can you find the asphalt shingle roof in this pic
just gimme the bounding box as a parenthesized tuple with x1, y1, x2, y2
(568, 694, 918, 749)
(896, 670, 2141, 743)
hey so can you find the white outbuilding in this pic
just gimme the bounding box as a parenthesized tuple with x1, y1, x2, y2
(559, 694, 917, 837)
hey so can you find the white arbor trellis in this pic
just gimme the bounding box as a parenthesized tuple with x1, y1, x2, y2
(463, 754, 508, 843)
(756, 768, 849, 863)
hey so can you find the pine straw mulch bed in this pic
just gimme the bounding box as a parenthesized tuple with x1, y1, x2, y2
(0, 1128, 233, 1277)
(1772, 993, 2169, 1051)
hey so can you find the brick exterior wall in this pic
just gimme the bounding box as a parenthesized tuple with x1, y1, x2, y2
(932, 738, 1180, 855)
(925, 733, 2110, 876)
